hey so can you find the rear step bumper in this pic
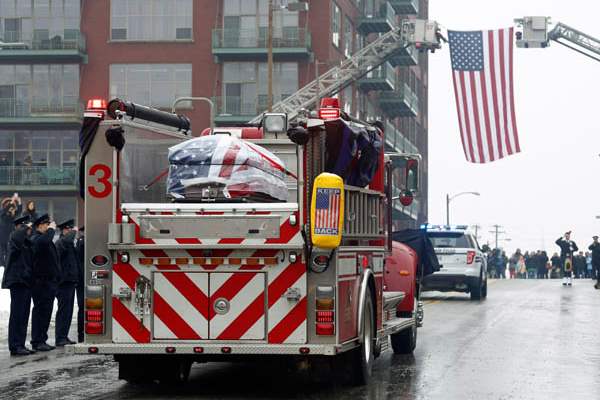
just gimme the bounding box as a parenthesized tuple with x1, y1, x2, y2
(71, 343, 340, 356)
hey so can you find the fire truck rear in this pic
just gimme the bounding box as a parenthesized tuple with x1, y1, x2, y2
(75, 97, 425, 385)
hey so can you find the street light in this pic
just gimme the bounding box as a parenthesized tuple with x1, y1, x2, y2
(446, 191, 480, 225)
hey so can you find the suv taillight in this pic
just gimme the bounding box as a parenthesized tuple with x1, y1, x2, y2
(466, 251, 476, 264)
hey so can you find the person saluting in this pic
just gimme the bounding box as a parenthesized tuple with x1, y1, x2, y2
(1, 215, 34, 355)
(30, 214, 59, 351)
(55, 219, 78, 346)
(556, 231, 578, 286)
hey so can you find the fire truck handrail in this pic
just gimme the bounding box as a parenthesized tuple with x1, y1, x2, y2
(121, 202, 299, 213)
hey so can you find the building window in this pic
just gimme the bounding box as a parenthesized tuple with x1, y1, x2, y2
(343, 85, 353, 115)
(0, 0, 81, 48)
(331, 2, 340, 47)
(109, 64, 192, 109)
(110, 0, 193, 41)
(222, 0, 299, 47)
(221, 62, 298, 115)
(343, 16, 353, 58)
(0, 64, 79, 117)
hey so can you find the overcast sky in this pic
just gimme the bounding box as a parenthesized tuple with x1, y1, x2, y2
(428, 0, 600, 255)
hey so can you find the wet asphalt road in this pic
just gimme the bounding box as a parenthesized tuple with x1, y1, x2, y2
(1, 279, 599, 400)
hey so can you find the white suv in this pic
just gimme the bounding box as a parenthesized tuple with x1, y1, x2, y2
(422, 226, 487, 300)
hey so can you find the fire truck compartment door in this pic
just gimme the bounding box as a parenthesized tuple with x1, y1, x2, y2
(209, 272, 266, 340)
(152, 272, 209, 340)
(138, 215, 280, 239)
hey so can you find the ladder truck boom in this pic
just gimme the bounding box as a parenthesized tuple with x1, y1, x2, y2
(249, 19, 443, 124)
(515, 16, 600, 62)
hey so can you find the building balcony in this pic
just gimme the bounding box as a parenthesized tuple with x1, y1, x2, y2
(0, 166, 77, 191)
(213, 95, 269, 125)
(0, 30, 87, 63)
(388, 44, 418, 67)
(378, 84, 419, 118)
(212, 27, 311, 61)
(388, 0, 419, 15)
(357, 3, 396, 35)
(0, 99, 83, 128)
(384, 122, 418, 154)
(358, 62, 396, 92)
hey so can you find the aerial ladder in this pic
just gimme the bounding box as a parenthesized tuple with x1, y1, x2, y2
(248, 19, 443, 124)
(515, 16, 600, 62)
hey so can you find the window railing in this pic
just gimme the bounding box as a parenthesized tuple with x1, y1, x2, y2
(0, 30, 86, 52)
(212, 27, 311, 49)
(365, 62, 396, 80)
(0, 98, 82, 118)
(0, 166, 77, 186)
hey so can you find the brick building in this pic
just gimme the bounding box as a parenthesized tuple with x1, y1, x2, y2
(1, 0, 428, 227)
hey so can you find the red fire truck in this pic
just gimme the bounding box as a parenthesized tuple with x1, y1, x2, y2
(75, 96, 428, 384)
(74, 19, 442, 385)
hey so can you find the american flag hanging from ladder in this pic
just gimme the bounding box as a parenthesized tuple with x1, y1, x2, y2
(448, 28, 521, 163)
(314, 188, 341, 235)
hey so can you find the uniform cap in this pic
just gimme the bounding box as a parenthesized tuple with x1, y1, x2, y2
(33, 214, 51, 226)
(13, 215, 30, 226)
(593, 235, 598, 239)
(57, 219, 75, 230)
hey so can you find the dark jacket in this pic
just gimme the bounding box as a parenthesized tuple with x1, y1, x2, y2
(0, 204, 22, 245)
(573, 255, 587, 272)
(1, 226, 33, 288)
(555, 237, 578, 259)
(31, 228, 60, 283)
(56, 231, 78, 284)
(22, 209, 38, 224)
(551, 255, 561, 268)
(76, 235, 85, 287)
(588, 242, 600, 267)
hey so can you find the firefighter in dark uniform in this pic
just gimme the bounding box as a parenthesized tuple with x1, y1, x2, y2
(556, 231, 578, 286)
(75, 226, 85, 342)
(588, 235, 600, 289)
(30, 214, 59, 351)
(1, 215, 34, 355)
(55, 219, 78, 346)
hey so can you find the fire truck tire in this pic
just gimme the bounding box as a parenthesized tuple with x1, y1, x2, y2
(159, 359, 192, 384)
(391, 298, 417, 354)
(117, 355, 155, 384)
(350, 286, 375, 386)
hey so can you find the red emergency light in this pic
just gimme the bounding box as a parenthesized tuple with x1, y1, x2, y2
(318, 97, 341, 120)
(86, 98, 107, 111)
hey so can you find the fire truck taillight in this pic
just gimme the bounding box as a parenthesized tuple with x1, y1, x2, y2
(85, 297, 103, 309)
(315, 286, 335, 336)
(85, 322, 103, 335)
(86, 310, 103, 322)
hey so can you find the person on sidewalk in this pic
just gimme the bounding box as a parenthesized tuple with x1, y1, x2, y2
(1, 215, 34, 356)
(588, 236, 600, 289)
(30, 214, 59, 351)
(55, 219, 78, 346)
(556, 231, 578, 286)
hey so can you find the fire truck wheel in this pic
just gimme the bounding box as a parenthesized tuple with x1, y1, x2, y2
(159, 359, 192, 384)
(117, 355, 155, 384)
(351, 286, 375, 386)
(391, 298, 417, 354)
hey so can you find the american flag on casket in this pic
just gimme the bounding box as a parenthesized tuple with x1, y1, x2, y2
(167, 135, 288, 202)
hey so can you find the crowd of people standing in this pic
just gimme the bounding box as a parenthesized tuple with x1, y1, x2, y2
(0, 193, 84, 356)
(486, 231, 600, 288)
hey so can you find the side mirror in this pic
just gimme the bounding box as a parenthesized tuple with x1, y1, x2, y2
(406, 158, 419, 193)
(262, 113, 288, 137)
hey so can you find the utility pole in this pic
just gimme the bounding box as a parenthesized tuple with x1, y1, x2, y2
(489, 225, 506, 249)
(472, 224, 482, 240)
(267, 0, 274, 111)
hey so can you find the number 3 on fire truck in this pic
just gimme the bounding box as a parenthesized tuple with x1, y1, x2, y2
(88, 163, 112, 198)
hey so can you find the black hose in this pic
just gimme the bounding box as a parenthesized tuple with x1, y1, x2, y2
(107, 98, 190, 133)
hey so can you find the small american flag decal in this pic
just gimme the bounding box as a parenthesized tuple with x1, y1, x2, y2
(314, 188, 341, 235)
